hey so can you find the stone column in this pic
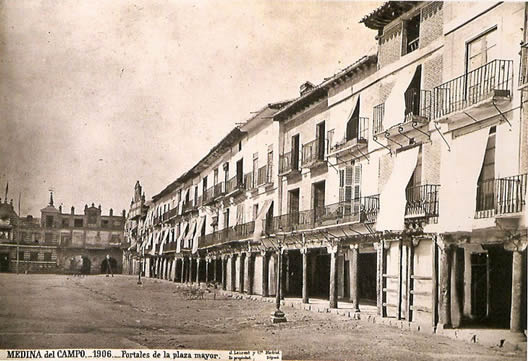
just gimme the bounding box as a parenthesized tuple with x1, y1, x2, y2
(463, 247, 472, 319)
(239, 253, 245, 293)
(221, 256, 227, 290)
(196, 258, 201, 283)
(261, 251, 269, 297)
(301, 248, 309, 304)
(510, 249, 524, 334)
(438, 243, 451, 329)
(213, 258, 217, 283)
(329, 246, 338, 309)
(244, 253, 253, 295)
(187, 258, 193, 283)
(230, 254, 237, 291)
(450, 247, 461, 328)
(349, 246, 360, 312)
(205, 258, 210, 283)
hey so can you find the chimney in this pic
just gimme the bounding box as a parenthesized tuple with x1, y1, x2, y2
(122, 209, 126, 218)
(98, 204, 101, 211)
(71, 206, 75, 214)
(300, 81, 315, 96)
(109, 208, 113, 216)
(58, 205, 62, 213)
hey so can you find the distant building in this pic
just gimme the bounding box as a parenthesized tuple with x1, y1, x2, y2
(0, 192, 126, 274)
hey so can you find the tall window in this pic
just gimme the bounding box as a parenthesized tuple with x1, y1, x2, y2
(403, 14, 420, 55)
(45, 215, 54, 228)
(346, 98, 360, 141)
(214, 168, 219, 185)
(467, 28, 497, 72)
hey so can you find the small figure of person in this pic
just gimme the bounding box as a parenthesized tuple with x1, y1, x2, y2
(105, 254, 113, 277)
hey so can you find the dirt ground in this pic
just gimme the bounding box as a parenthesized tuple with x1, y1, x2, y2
(0, 274, 524, 361)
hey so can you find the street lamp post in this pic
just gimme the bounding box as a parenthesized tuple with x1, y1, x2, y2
(137, 254, 143, 285)
(271, 235, 286, 323)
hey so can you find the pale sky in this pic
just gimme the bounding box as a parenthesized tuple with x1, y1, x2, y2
(0, 0, 381, 217)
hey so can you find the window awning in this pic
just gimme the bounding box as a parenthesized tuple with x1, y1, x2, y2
(176, 221, 188, 253)
(253, 199, 273, 243)
(192, 217, 205, 254)
(438, 127, 490, 232)
(384, 65, 418, 130)
(159, 228, 171, 254)
(376, 147, 420, 232)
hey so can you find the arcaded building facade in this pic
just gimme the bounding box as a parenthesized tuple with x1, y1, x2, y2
(126, 1, 527, 342)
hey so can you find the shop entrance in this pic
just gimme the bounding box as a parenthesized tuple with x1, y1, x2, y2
(0, 253, 9, 272)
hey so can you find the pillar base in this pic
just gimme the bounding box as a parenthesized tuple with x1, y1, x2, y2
(271, 310, 287, 324)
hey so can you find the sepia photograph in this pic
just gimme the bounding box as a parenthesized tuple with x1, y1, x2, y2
(0, 1, 527, 360)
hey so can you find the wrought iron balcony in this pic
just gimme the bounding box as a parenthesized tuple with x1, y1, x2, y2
(475, 173, 527, 219)
(225, 176, 246, 195)
(244, 172, 255, 191)
(404, 184, 440, 219)
(232, 221, 255, 241)
(301, 139, 326, 168)
(265, 195, 380, 233)
(168, 206, 179, 219)
(257, 165, 273, 186)
(330, 117, 369, 154)
(373, 103, 385, 134)
(203, 186, 215, 204)
(182, 200, 197, 213)
(404, 88, 432, 123)
(433, 59, 513, 120)
(214, 182, 225, 198)
(279, 151, 300, 175)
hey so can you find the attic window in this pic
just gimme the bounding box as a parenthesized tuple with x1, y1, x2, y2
(403, 14, 420, 55)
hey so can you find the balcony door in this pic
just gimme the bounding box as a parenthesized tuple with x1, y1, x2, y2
(288, 189, 300, 225)
(312, 181, 325, 222)
(404, 66, 422, 119)
(292, 134, 300, 170)
(466, 28, 498, 102)
(236, 159, 243, 185)
(346, 97, 360, 142)
(316, 121, 325, 160)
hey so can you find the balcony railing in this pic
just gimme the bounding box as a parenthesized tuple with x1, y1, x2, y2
(168, 207, 179, 219)
(266, 195, 380, 233)
(232, 221, 255, 241)
(302, 139, 326, 167)
(331, 117, 369, 153)
(198, 222, 255, 248)
(244, 172, 255, 190)
(404, 89, 432, 122)
(279, 151, 299, 175)
(257, 165, 272, 186)
(203, 186, 215, 204)
(214, 182, 225, 198)
(407, 37, 419, 54)
(373, 103, 385, 134)
(225, 176, 245, 195)
(476, 173, 527, 219)
(182, 201, 197, 213)
(433, 59, 513, 119)
(404, 184, 440, 219)
(519, 43, 528, 87)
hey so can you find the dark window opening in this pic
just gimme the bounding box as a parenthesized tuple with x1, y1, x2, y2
(30, 252, 38, 261)
(404, 14, 420, 55)
(316, 121, 325, 160)
(45, 215, 54, 228)
(346, 97, 360, 141)
(74, 218, 83, 228)
(62, 218, 69, 227)
(44, 253, 52, 261)
(404, 66, 422, 119)
(236, 159, 244, 184)
(101, 220, 109, 228)
(292, 134, 300, 170)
